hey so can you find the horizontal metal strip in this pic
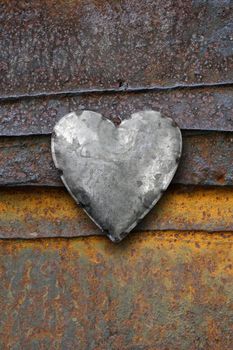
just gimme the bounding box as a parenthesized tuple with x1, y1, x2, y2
(1, 87, 233, 136)
(0, 132, 232, 187)
(0, 231, 233, 349)
(0, 185, 232, 239)
(1, 1, 233, 97)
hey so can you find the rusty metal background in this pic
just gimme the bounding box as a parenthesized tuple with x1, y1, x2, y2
(1, 1, 233, 348)
(0, 0, 233, 98)
(0, 232, 233, 349)
(0, 132, 232, 187)
(0, 185, 232, 239)
(174, 132, 233, 186)
(1, 87, 233, 136)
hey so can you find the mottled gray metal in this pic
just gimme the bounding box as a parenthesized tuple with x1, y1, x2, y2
(2, 87, 233, 136)
(51, 110, 182, 242)
(1, 1, 233, 97)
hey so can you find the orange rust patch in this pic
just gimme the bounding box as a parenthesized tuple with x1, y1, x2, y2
(0, 231, 232, 349)
(0, 185, 232, 238)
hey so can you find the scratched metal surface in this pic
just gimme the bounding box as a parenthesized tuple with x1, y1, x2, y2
(0, 132, 232, 187)
(0, 0, 233, 98)
(0, 186, 232, 239)
(0, 232, 233, 349)
(1, 87, 233, 135)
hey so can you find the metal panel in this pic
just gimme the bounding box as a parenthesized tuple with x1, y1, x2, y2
(0, 1, 233, 98)
(1, 87, 233, 136)
(174, 132, 233, 186)
(0, 232, 232, 349)
(0, 132, 232, 187)
(0, 186, 232, 238)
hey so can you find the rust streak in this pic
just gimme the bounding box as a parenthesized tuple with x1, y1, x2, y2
(0, 186, 232, 239)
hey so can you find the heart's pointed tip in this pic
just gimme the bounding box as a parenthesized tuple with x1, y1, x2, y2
(107, 232, 126, 244)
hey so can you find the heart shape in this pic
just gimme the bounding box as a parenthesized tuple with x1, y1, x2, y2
(51, 110, 182, 242)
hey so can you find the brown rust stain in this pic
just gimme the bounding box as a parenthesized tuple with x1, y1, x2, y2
(1, 132, 233, 187)
(0, 0, 233, 97)
(0, 231, 233, 349)
(0, 185, 232, 238)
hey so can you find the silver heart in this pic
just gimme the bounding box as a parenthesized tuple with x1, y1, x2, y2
(51, 110, 182, 242)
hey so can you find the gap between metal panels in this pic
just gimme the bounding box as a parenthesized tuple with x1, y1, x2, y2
(0, 81, 233, 103)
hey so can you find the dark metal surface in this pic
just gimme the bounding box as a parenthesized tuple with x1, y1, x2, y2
(0, 232, 233, 349)
(0, 186, 233, 239)
(1, 0, 233, 98)
(1, 87, 233, 136)
(174, 132, 233, 186)
(51, 110, 182, 242)
(0, 132, 232, 187)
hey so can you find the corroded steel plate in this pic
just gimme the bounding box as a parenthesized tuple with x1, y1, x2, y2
(1, 87, 233, 136)
(0, 186, 233, 239)
(52, 110, 182, 242)
(1, 1, 233, 97)
(0, 232, 233, 349)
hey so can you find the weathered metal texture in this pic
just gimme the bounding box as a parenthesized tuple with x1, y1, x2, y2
(174, 132, 233, 186)
(1, 0, 233, 98)
(0, 132, 232, 187)
(0, 136, 59, 186)
(1, 87, 233, 136)
(0, 232, 233, 349)
(0, 185, 232, 239)
(51, 110, 182, 242)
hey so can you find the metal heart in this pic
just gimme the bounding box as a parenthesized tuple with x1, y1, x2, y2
(51, 110, 182, 242)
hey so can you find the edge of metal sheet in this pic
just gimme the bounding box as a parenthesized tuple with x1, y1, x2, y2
(1, 86, 233, 135)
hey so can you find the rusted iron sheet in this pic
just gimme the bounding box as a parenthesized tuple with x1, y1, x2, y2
(1, 87, 233, 136)
(174, 132, 233, 186)
(0, 186, 232, 239)
(1, 1, 233, 98)
(0, 136, 58, 187)
(0, 232, 233, 349)
(0, 132, 232, 187)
